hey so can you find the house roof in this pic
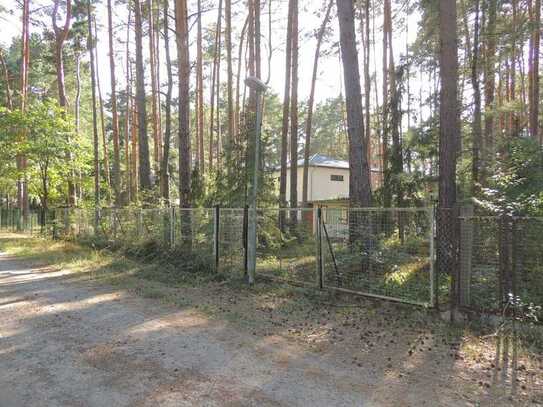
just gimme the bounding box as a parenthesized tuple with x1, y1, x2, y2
(304, 154, 349, 169)
(282, 154, 380, 172)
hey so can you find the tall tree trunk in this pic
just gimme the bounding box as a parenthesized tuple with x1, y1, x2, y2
(125, 8, 133, 202)
(108, 0, 121, 205)
(93, 18, 112, 197)
(438, 0, 460, 316)
(382, 0, 391, 208)
(528, 0, 541, 141)
(175, 0, 191, 208)
(148, 0, 161, 179)
(74, 50, 82, 201)
(52, 0, 75, 207)
(510, 0, 518, 137)
(87, 0, 100, 210)
(302, 0, 333, 206)
(196, 0, 205, 174)
(336, 0, 372, 207)
(0, 50, 13, 110)
(254, 0, 261, 78)
(134, 0, 152, 192)
(209, 0, 223, 172)
(289, 0, 299, 212)
(215, 7, 223, 167)
(161, 0, 173, 202)
(131, 99, 139, 200)
(235, 17, 249, 144)
(483, 0, 497, 177)
(385, 1, 402, 208)
(362, 0, 371, 168)
(225, 0, 234, 165)
(18, 0, 30, 222)
(462, 0, 482, 194)
(279, 0, 294, 230)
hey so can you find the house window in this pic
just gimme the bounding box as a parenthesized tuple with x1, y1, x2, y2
(330, 174, 344, 182)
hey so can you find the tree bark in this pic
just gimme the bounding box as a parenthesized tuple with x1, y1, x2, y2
(362, 0, 371, 168)
(0, 50, 13, 110)
(134, 0, 152, 193)
(18, 0, 30, 223)
(289, 0, 299, 212)
(382, 0, 392, 208)
(336, 0, 372, 207)
(438, 0, 460, 317)
(175, 0, 192, 208)
(461, 0, 482, 194)
(483, 0, 497, 176)
(52, 0, 76, 207)
(148, 0, 161, 178)
(87, 0, 100, 210)
(93, 17, 112, 196)
(196, 0, 205, 174)
(209, 0, 223, 172)
(279, 0, 294, 229)
(125, 8, 133, 202)
(302, 0, 333, 207)
(528, 0, 541, 141)
(107, 0, 121, 205)
(235, 17, 249, 144)
(161, 0, 173, 202)
(225, 0, 234, 165)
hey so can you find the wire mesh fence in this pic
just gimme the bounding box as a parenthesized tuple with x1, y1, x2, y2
(0, 206, 436, 306)
(320, 208, 435, 306)
(4, 205, 541, 312)
(459, 215, 543, 317)
(256, 208, 318, 285)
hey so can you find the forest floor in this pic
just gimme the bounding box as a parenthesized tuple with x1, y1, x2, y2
(0, 233, 542, 407)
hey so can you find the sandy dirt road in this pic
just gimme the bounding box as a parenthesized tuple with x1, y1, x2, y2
(0, 251, 377, 407)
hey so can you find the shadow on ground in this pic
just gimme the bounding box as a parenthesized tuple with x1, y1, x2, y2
(0, 234, 541, 406)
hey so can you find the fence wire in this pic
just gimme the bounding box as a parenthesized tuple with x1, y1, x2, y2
(6, 206, 540, 313)
(459, 216, 543, 317)
(256, 208, 317, 285)
(321, 208, 434, 305)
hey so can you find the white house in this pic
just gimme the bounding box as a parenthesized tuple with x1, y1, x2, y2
(275, 154, 381, 206)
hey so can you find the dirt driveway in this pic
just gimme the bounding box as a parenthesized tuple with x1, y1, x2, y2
(1, 245, 541, 407)
(0, 252, 378, 407)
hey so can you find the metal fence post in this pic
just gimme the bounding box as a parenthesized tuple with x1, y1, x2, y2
(112, 208, 118, 239)
(137, 209, 143, 238)
(243, 205, 249, 277)
(316, 206, 324, 289)
(63, 207, 69, 237)
(52, 209, 58, 240)
(429, 206, 437, 308)
(458, 205, 474, 308)
(170, 207, 175, 245)
(214, 205, 220, 272)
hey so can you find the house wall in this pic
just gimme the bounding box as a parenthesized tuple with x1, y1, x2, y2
(274, 167, 350, 205)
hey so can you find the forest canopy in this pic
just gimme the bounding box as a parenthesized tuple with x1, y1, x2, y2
(0, 0, 541, 216)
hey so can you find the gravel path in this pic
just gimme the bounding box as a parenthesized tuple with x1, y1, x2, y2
(0, 252, 372, 407)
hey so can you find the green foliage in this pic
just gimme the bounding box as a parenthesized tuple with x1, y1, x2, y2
(0, 99, 88, 208)
(481, 138, 543, 216)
